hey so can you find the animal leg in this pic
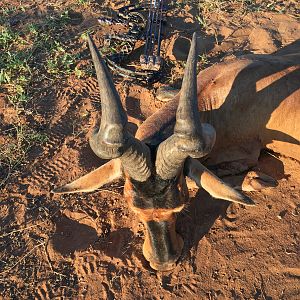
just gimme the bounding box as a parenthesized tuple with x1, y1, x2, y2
(156, 86, 180, 102)
(240, 171, 278, 192)
(207, 139, 262, 177)
(127, 115, 143, 127)
(215, 161, 250, 177)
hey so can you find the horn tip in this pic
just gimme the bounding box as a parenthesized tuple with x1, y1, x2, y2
(87, 33, 95, 49)
(51, 185, 69, 194)
(191, 32, 198, 47)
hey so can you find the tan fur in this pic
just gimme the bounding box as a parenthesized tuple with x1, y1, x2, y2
(198, 57, 300, 165)
(137, 54, 300, 168)
(123, 173, 187, 219)
(53, 49, 300, 271)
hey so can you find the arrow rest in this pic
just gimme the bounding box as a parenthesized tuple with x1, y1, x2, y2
(97, 1, 167, 84)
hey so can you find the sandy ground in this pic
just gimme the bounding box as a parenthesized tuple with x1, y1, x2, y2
(0, 0, 300, 299)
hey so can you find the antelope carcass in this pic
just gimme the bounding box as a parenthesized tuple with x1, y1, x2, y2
(53, 33, 300, 271)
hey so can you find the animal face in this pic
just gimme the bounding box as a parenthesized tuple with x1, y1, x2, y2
(123, 172, 187, 270)
(53, 33, 254, 271)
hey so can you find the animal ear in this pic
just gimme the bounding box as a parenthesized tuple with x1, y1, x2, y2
(52, 159, 123, 194)
(184, 157, 255, 206)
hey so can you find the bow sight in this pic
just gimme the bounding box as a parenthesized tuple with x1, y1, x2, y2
(98, 1, 167, 83)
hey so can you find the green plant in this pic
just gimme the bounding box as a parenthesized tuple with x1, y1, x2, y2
(77, 0, 91, 6)
(0, 34, 32, 106)
(198, 53, 209, 67)
(44, 10, 71, 30)
(26, 23, 39, 36)
(0, 124, 48, 186)
(46, 42, 76, 76)
(0, 27, 18, 50)
(0, 8, 78, 187)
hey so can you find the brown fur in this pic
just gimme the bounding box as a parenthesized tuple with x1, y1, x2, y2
(54, 50, 299, 271)
(137, 54, 300, 169)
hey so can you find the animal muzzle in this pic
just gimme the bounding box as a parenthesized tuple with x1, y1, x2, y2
(142, 217, 184, 271)
(124, 176, 187, 271)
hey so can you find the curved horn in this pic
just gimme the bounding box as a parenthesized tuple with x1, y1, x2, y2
(156, 33, 216, 180)
(87, 34, 152, 181)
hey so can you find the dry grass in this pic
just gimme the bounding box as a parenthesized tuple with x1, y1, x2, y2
(0, 0, 299, 298)
(0, 5, 91, 186)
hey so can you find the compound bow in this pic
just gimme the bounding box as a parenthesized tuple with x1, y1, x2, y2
(98, 1, 167, 83)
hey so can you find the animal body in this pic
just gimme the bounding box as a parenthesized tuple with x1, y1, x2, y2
(53, 33, 300, 271)
(140, 51, 300, 172)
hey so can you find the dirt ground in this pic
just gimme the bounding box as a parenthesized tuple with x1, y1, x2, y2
(0, 0, 300, 299)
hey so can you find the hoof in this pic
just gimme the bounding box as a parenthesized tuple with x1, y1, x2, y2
(156, 86, 180, 102)
(242, 171, 277, 191)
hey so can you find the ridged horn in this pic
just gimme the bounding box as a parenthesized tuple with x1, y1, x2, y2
(87, 34, 152, 182)
(87, 34, 128, 158)
(156, 33, 216, 180)
(174, 32, 202, 140)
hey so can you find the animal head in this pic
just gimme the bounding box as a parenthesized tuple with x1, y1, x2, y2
(53, 33, 254, 271)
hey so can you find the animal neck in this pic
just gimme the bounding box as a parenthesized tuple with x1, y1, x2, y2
(135, 96, 179, 144)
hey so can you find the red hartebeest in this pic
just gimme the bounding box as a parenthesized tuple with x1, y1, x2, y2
(53, 33, 300, 271)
